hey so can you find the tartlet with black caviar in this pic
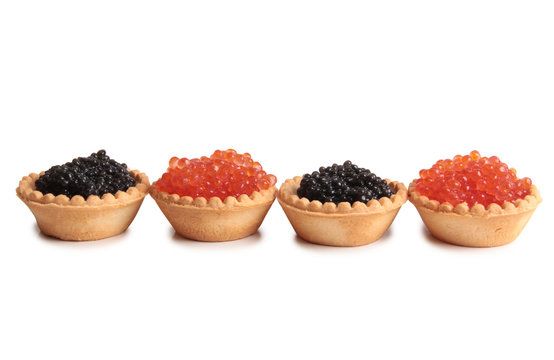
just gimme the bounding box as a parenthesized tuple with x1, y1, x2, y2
(278, 161, 407, 247)
(16, 150, 149, 241)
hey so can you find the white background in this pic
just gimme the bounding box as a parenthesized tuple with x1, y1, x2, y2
(1, 1, 553, 359)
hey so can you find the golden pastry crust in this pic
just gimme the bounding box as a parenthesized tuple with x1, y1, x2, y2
(16, 170, 150, 241)
(277, 177, 407, 247)
(408, 180, 542, 247)
(149, 183, 277, 241)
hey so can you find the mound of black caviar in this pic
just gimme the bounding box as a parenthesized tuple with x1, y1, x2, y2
(297, 161, 394, 204)
(35, 150, 136, 198)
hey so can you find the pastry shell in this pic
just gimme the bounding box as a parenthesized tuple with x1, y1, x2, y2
(408, 180, 542, 247)
(277, 176, 408, 247)
(149, 183, 277, 241)
(16, 170, 150, 241)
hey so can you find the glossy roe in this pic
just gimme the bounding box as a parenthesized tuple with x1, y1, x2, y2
(156, 149, 277, 199)
(415, 150, 532, 207)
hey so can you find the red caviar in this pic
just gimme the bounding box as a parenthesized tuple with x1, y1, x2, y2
(415, 150, 532, 207)
(156, 149, 277, 199)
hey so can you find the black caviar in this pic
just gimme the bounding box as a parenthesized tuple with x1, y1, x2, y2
(297, 161, 393, 204)
(35, 150, 136, 198)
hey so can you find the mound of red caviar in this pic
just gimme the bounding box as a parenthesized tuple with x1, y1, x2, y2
(415, 151, 532, 207)
(155, 149, 277, 199)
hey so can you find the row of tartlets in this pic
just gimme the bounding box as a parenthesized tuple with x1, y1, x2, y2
(16, 149, 541, 247)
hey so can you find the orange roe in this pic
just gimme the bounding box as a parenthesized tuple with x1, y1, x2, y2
(155, 149, 277, 199)
(415, 150, 532, 207)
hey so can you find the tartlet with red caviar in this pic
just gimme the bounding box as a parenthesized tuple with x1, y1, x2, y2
(16, 150, 150, 241)
(150, 149, 277, 241)
(409, 151, 541, 247)
(278, 161, 407, 247)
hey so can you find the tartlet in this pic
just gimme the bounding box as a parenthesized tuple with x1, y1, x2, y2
(278, 176, 408, 247)
(150, 184, 277, 241)
(17, 170, 150, 241)
(151, 149, 277, 241)
(408, 181, 541, 247)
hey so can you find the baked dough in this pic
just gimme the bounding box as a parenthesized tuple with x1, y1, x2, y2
(150, 184, 276, 241)
(278, 176, 407, 246)
(408, 180, 541, 247)
(17, 170, 150, 241)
